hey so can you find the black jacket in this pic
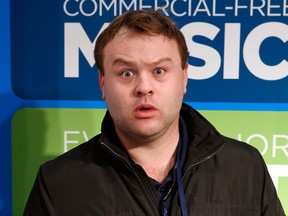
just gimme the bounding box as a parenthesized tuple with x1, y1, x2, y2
(24, 104, 285, 215)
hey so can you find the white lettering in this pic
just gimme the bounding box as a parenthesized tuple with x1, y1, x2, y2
(181, 22, 221, 79)
(155, 0, 169, 16)
(234, 0, 248, 16)
(99, 0, 117, 16)
(64, 130, 90, 152)
(194, 0, 211, 16)
(238, 133, 288, 158)
(223, 23, 241, 79)
(284, 0, 288, 16)
(63, 0, 79, 16)
(170, 0, 186, 17)
(63, 0, 288, 17)
(119, 0, 136, 15)
(250, 0, 266, 16)
(139, 0, 152, 10)
(64, 131, 79, 152)
(64, 21, 287, 81)
(212, 0, 225, 16)
(273, 135, 288, 158)
(267, 0, 281, 16)
(79, 0, 97, 17)
(243, 22, 288, 80)
(64, 22, 109, 78)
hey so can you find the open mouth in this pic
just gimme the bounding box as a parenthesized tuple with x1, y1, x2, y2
(136, 104, 156, 111)
(139, 107, 152, 111)
(134, 104, 157, 117)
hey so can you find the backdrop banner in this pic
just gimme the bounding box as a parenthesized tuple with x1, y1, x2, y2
(0, 0, 287, 215)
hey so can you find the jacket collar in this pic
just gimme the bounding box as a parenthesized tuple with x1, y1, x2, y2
(99, 110, 131, 161)
(99, 103, 225, 166)
(180, 103, 225, 170)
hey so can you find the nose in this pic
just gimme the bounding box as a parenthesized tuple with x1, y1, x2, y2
(134, 73, 154, 97)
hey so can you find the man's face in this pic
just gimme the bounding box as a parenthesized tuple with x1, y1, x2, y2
(100, 29, 188, 144)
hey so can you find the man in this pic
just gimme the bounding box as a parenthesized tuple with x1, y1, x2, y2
(24, 10, 285, 215)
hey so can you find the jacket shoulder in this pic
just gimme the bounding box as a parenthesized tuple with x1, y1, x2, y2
(222, 136, 261, 156)
(39, 134, 104, 176)
(220, 136, 266, 170)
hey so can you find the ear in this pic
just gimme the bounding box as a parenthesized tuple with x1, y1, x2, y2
(99, 71, 105, 100)
(182, 63, 189, 94)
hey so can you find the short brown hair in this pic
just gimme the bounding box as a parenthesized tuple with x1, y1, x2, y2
(94, 10, 189, 75)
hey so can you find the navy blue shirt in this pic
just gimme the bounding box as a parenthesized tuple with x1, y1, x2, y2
(149, 117, 189, 215)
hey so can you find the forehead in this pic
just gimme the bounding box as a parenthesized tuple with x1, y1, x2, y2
(102, 28, 181, 65)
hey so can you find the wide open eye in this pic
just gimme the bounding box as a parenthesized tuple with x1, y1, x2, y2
(121, 70, 134, 78)
(153, 68, 165, 76)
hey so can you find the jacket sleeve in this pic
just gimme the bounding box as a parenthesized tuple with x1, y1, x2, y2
(260, 158, 286, 216)
(23, 167, 55, 216)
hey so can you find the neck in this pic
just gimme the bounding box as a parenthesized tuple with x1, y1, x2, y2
(120, 131, 179, 183)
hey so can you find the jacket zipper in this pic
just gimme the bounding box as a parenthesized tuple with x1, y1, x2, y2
(168, 143, 225, 215)
(100, 141, 160, 214)
(100, 138, 225, 215)
(164, 143, 225, 201)
(182, 143, 225, 180)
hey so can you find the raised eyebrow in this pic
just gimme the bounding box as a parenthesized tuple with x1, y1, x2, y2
(112, 58, 133, 67)
(111, 57, 172, 67)
(152, 57, 172, 66)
